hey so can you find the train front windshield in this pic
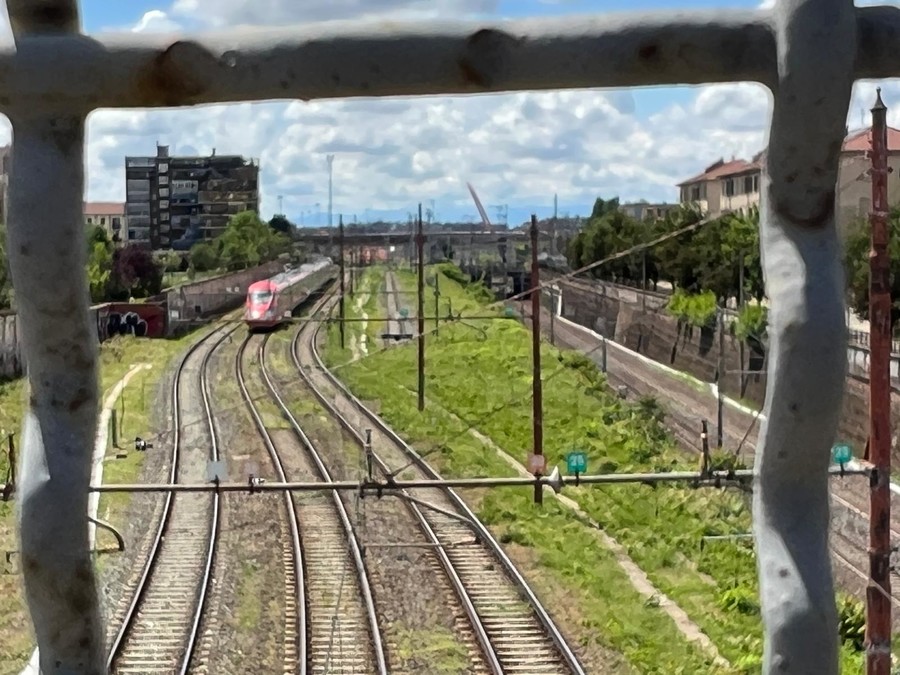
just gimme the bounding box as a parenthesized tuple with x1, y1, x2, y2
(249, 290, 273, 306)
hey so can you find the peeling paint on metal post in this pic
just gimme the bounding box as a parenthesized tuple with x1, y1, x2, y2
(753, 1, 854, 673)
(5, 3, 105, 674)
(0, 0, 894, 672)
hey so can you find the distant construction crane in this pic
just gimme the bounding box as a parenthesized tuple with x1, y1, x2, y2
(465, 182, 507, 265)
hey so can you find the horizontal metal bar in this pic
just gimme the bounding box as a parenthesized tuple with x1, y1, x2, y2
(82, 465, 867, 494)
(0, 11, 782, 111)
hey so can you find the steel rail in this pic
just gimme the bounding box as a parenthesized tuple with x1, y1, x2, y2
(243, 327, 389, 675)
(292, 293, 505, 674)
(106, 321, 237, 672)
(298, 289, 587, 674)
(233, 331, 307, 674)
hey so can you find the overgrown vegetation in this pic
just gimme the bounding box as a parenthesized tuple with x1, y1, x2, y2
(732, 304, 768, 346)
(844, 206, 900, 333)
(324, 263, 872, 673)
(665, 289, 717, 327)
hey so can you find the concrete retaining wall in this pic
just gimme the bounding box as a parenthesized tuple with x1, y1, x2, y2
(558, 279, 900, 461)
(0, 260, 287, 378)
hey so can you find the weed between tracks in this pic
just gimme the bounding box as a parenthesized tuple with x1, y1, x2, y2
(322, 264, 868, 674)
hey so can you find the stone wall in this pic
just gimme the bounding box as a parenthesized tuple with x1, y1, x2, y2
(558, 279, 900, 461)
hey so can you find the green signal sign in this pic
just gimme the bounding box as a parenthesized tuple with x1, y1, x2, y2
(566, 451, 587, 475)
(831, 443, 853, 465)
(503, 307, 520, 319)
(399, 308, 409, 319)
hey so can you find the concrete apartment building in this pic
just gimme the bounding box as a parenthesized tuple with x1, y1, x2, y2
(620, 201, 680, 221)
(125, 144, 260, 250)
(83, 202, 125, 245)
(678, 126, 900, 235)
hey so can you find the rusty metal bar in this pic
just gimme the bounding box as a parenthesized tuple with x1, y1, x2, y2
(867, 87, 892, 675)
(530, 214, 544, 505)
(77, 465, 867, 494)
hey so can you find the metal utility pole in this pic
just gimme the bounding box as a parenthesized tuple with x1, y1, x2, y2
(339, 215, 345, 350)
(866, 87, 892, 675)
(434, 270, 440, 336)
(326, 154, 335, 227)
(738, 250, 746, 394)
(530, 215, 544, 505)
(716, 307, 725, 449)
(549, 288, 555, 346)
(416, 204, 426, 411)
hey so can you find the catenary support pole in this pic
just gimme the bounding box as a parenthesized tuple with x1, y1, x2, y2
(434, 269, 440, 336)
(866, 87, 892, 675)
(417, 204, 425, 411)
(717, 307, 725, 449)
(339, 215, 345, 350)
(530, 215, 544, 505)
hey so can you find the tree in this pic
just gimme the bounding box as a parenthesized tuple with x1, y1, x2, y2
(108, 245, 163, 300)
(844, 206, 900, 332)
(217, 210, 292, 270)
(269, 214, 293, 235)
(86, 242, 112, 302)
(189, 241, 219, 272)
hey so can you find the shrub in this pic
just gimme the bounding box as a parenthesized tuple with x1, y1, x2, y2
(666, 289, 717, 327)
(732, 303, 768, 345)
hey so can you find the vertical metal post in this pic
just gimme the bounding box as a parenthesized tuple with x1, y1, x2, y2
(111, 409, 118, 449)
(349, 247, 355, 296)
(716, 307, 725, 449)
(549, 288, 555, 346)
(601, 336, 607, 374)
(867, 87, 892, 675)
(434, 270, 440, 336)
(364, 429, 373, 482)
(700, 420, 710, 477)
(530, 215, 544, 505)
(641, 251, 647, 311)
(417, 204, 426, 411)
(339, 215, 346, 350)
(2, 433, 15, 501)
(738, 251, 746, 394)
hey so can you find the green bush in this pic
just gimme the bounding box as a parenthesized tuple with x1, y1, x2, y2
(733, 304, 768, 344)
(667, 289, 718, 327)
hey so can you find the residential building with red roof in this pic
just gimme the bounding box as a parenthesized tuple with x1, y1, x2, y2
(84, 201, 126, 246)
(677, 125, 900, 236)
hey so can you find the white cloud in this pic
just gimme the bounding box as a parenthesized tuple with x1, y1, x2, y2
(131, 10, 182, 33)
(3, 1, 898, 225)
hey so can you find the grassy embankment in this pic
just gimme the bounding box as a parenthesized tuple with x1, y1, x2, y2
(0, 329, 205, 671)
(321, 263, 869, 674)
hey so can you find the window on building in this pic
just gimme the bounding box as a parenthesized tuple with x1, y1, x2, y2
(753, 174, 759, 192)
(100, 217, 106, 225)
(158, 163, 168, 173)
(87, 217, 93, 224)
(724, 179, 735, 197)
(744, 176, 755, 194)
(112, 217, 121, 230)
(690, 185, 701, 201)
(159, 187, 169, 198)
(159, 175, 169, 185)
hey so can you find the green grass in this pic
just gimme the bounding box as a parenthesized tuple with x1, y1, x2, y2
(0, 328, 206, 671)
(323, 264, 869, 674)
(390, 627, 472, 674)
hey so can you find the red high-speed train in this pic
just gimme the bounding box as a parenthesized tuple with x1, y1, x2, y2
(244, 257, 336, 330)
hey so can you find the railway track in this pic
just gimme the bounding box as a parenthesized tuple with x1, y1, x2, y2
(288, 290, 586, 674)
(237, 329, 388, 674)
(107, 322, 236, 674)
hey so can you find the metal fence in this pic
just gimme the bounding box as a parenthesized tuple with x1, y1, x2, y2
(3, 0, 899, 672)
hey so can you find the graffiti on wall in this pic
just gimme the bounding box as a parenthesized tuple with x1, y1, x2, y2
(97, 303, 165, 340)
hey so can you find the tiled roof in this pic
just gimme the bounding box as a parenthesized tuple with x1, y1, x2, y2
(677, 158, 760, 187)
(84, 201, 124, 216)
(842, 126, 900, 152)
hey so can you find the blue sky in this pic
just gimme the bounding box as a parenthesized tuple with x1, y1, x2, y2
(15, 0, 895, 226)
